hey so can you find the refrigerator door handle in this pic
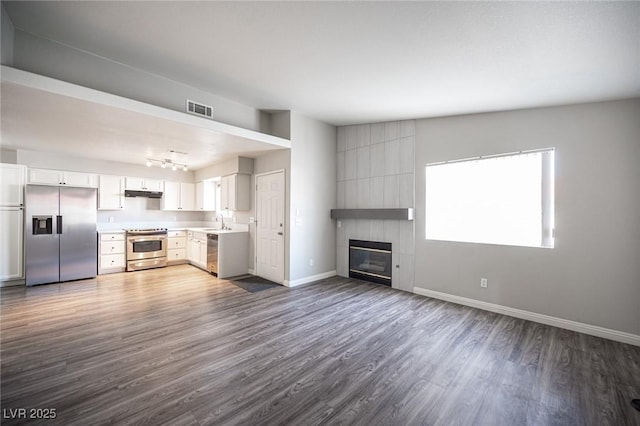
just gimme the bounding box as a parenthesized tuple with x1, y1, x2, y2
(56, 215, 63, 234)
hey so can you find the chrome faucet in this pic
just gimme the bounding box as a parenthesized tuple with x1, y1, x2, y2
(217, 213, 228, 230)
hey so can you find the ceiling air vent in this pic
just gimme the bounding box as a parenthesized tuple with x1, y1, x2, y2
(186, 100, 213, 119)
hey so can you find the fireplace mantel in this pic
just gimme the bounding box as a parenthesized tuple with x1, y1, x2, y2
(330, 208, 414, 221)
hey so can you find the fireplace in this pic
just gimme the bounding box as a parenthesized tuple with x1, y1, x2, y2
(349, 239, 392, 286)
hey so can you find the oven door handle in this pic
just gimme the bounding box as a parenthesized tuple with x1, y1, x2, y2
(128, 237, 166, 243)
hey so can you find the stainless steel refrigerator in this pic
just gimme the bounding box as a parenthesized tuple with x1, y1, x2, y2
(25, 185, 97, 286)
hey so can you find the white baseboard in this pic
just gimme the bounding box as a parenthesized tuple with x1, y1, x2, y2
(0, 278, 25, 287)
(413, 287, 640, 347)
(285, 270, 337, 288)
(248, 269, 255, 275)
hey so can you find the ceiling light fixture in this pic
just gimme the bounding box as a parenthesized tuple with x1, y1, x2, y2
(146, 158, 188, 171)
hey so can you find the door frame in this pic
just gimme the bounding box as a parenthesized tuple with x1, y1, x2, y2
(254, 169, 286, 284)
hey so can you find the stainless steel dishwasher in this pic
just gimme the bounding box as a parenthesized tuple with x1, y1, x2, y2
(207, 234, 218, 276)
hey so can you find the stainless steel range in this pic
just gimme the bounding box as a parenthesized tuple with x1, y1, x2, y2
(126, 228, 168, 271)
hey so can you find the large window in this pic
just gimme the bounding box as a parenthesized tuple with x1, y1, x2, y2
(425, 149, 554, 248)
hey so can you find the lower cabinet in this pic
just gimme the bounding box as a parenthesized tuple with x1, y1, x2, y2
(0, 207, 24, 283)
(187, 231, 208, 270)
(167, 230, 187, 264)
(185, 230, 249, 277)
(216, 232, 249, 278)
(98, 232, 126, 274)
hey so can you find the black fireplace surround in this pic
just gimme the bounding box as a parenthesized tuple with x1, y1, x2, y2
(349, 239, 392, 286)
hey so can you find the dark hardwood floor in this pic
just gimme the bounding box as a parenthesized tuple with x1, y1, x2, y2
(1, 265, 639, 425)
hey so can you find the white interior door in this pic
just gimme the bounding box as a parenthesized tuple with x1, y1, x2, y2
(256, 171, 285, 284)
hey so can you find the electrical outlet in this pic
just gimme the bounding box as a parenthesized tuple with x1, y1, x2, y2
(309, 259, 314, 267)
(480, 278, 488, 288)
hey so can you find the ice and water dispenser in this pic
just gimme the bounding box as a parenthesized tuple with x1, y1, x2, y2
(32, 216, 53, 235)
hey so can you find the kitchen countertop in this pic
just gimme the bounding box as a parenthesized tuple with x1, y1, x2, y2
(180, 228, 248, 235)
(97, 227, 248, 234)
(97, 221, 249, 233)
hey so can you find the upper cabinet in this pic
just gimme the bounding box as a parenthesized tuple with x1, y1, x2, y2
(195, 181, 217, 211)
(162, 181, 196, 211)
(0, 164, 26, 206)
(125, 177, 163, 192)
(28, 168, 97, 188)
(220, 174, 250, 211)
(98, 175, 125, 210)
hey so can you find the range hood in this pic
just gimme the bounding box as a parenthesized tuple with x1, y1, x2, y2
(124, 189, 163, 199)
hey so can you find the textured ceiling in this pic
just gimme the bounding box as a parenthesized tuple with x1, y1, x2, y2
(4, 1, 640, 125)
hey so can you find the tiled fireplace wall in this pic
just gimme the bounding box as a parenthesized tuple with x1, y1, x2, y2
(336, 120, 416, 292)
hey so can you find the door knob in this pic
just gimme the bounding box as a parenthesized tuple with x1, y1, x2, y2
(277, 232, 283, 236)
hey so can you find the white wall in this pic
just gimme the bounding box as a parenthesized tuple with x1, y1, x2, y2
(0, 149, 17, 164)
(194, 156, 253, 182)
(1, 4, 14, 66)
(96, 197, 204, 227)
(270, 111, 292, 140)
(11, 30, 266, 132)
(289, 112, 336, 282)
(414, 99, 640, 335)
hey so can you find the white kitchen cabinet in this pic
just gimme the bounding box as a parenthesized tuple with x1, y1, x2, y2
(168, 248, 187, 263)
(168, 230, 187, 239)
(98, 175, 125, 210)
(195, 181, 216, 211)
(100, 254, 126, 271)
(98, 232, 126, 274)
(187, 231, 208, 269)
(220, 174, 250, 211)
(0, 164, 26, 206)
(167, 230, 187, 264)
(28, 168, 97, 188)
(27, 168, 62, 186)
(0, 207, 24, 282)
(125, 177, 163, 192)
(100, 240, 125, 255)
(181, 183, 196, 211)
(198, 239, 207, 266)
(215, 231, 249, 278)
(187, 235, 199, 262)
(162, 181, 180, 210)
(63, 171, 98, 188)
(1, 164, 27, 283)
(162, 181, 195, 211)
